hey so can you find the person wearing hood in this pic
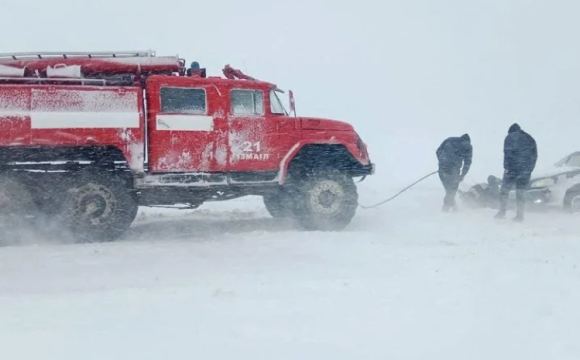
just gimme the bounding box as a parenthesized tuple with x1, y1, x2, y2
(436, 133, 473, 211)
(495, 123, 538, 222)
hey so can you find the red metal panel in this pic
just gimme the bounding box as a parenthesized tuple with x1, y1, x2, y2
(0, 86, 31, 145)
(0, 84, 145, 171)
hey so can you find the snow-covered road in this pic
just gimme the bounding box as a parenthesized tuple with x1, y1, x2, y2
(1, 184, 579, 360)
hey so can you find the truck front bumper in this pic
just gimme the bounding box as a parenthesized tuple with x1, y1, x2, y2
(352, 162, 375, 177)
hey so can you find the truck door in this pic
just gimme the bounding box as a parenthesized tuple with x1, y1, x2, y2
(227, 87, 286, 174)
(147, 77, 227, 173)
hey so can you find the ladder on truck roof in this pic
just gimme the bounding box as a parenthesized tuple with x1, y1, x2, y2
(0, 50, 156, 61)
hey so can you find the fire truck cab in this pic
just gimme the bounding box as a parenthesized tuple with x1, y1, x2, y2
(0, 50, 374, 242)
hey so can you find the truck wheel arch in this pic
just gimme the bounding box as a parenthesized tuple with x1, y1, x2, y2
(278, 141, 369, 184)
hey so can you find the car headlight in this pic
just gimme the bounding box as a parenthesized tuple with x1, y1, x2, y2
(530, 178, 555, 188)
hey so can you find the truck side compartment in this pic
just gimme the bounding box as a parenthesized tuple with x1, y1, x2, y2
(0, 85, 145, 173)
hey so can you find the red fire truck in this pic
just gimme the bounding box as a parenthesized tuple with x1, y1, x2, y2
(0, 49, 374, 241)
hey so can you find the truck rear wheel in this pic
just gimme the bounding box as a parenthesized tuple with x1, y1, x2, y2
(292, 172, 358, 231)
(0, 175, 38, 239)
(59, 173, 137, 242)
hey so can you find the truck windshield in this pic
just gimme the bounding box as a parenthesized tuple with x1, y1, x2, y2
(270, 90, 288, 115)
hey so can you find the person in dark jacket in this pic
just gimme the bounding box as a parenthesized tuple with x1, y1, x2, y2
(436, 134, 473, 211)
(495, 123, 538, 222)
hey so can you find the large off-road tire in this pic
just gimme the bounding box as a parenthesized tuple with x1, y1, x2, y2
(291, 172, 358, 231)
(0, 175, 38, 239)
(58, 172, 138, 242)
(263, 190, 295, 218)
(127, 194, 140, 223)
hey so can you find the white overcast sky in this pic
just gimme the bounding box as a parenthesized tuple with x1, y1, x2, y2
(2, 0, 579, 183)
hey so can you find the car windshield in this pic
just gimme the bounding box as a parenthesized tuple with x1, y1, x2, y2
(270, 89, 288, 115)
(555, 152, 580, 167)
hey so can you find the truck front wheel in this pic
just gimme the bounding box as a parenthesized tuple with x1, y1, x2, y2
(292, 172, 358, 231)
(59, 173, 137, 242)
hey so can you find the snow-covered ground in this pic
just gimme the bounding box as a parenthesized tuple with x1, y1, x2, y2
(1, 178, 580, 360)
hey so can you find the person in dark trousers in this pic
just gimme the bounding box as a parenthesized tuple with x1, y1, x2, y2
(495, 123, 538, 222)
(436, 134, 473, 211)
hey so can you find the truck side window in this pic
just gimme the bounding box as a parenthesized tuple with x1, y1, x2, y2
(269, 90, 286, 115)
(230, 89, 263, 116)
(160, 87, 206, 114)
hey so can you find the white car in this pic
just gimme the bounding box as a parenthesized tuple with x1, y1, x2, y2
(461, 152, 580, 213)
(523, 151, 580, 212)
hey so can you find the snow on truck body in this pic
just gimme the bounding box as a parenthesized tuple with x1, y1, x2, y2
(0, 86, 144, 170)
(0, 49, 374, 242)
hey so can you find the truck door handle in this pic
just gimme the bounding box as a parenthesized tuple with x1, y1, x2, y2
(157, 118, 170, 129)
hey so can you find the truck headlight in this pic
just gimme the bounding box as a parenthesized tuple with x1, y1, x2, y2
(530, 178, 555, 188)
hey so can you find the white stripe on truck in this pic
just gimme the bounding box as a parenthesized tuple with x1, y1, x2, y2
(0, 111, 141, 129)
(155, 114, 214, 131)
(30, 112, 140, 129)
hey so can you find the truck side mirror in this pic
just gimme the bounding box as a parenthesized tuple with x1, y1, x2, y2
(289, 90, 296, 117)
